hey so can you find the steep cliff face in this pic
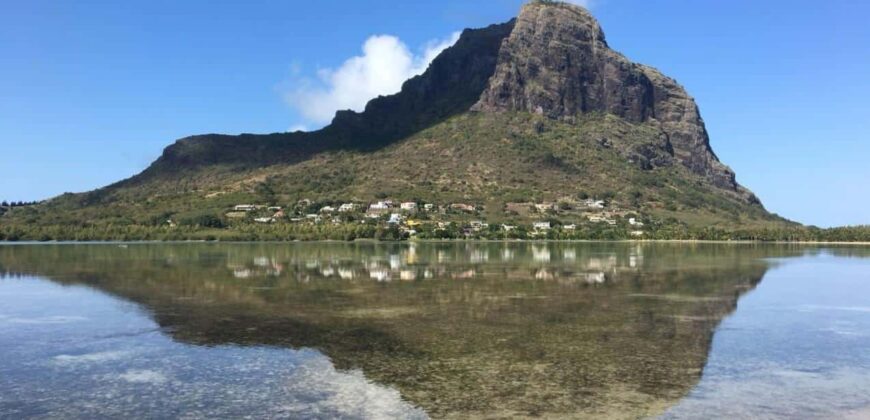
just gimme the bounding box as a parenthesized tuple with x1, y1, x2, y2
(144, 1, 753, 203)
(473, 2, 753, 200)
(139, 20, 515, 178)
(30, 1, 772, 227)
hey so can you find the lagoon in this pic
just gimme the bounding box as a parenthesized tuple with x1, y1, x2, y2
(1, 243, 868, 418)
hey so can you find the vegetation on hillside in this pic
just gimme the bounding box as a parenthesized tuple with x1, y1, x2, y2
(3, 113, 863, 242)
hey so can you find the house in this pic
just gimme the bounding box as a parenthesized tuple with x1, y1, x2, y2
(450, 203, 476, 212)
(606, 219, 617, 225)
(631, 230, 645, 237)
(400, 202, 417, 211)
(629, 217, 644, 226)
(423, 203, 435, 212)
(234, 204, 260, 212)
(320, 206, 336, 213)
(338, 203, 359, 212)
(501, 224, 517, 232)
(584, 199, 605, 209)
(387, 213, 403, 225)
(589, 215, 606, 223)
(437, 221, 452, 230)
(267, 206, 282, 211)
(469, 221, 488, 231)
(254, 217, 273, 224)
(533, 221, 551, 231)
(305, 214, 322, 223)
(405, 220, 423, 228)
(272, 210, 286, 219)
(369, 201, 390, 211)
(563, 224, 577, 231)
(534, 203, 556, 212)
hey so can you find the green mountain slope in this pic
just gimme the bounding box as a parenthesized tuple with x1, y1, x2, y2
(10, 112, 781, 230)
(2, 1, 810, 240)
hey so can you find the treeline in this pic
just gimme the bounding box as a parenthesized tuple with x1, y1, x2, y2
(0, 223, 406, 242)
(0, 200, 40, 208)
(1, 222, 868, 242)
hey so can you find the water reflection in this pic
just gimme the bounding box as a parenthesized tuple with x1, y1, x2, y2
(0, 243, 867, 418)
(0, 277, 425, 419)
(201, 242, 658, 289)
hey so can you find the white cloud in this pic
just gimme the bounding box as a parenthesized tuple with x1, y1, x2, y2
(286, 31, 461, 127)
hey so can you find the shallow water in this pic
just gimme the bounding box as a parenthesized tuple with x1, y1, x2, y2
(0, 243, 867, 419)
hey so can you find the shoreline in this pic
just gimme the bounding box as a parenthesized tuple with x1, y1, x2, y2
(1, 239, 869, 246)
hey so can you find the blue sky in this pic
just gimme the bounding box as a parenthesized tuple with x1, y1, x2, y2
(1, 0, 867, 227)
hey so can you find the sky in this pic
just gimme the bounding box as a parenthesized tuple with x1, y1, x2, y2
(1, 0, 868, 227)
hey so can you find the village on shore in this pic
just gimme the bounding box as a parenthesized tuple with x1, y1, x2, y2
(219, 197, 647, 238)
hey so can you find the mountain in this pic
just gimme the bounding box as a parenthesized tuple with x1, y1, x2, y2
(3, 1, 792, 238)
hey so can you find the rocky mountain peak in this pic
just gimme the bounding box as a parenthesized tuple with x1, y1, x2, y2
(474, 1, 755, 201)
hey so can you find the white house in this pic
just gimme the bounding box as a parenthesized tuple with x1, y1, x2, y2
(400, 202, 417, 211)
(469, 221, 488, 231)
(369, 201, 390, 211)
(584, 199, 605, 209)
(533, 221, 551, 231)
(234, 204, 260, 212)
(387, 213, 403, 225)
(563, 224, 577, 231)
(588, 215, 606, 223)
(254, 217, 273, 224)
(338, 203, 358, 212)
(320, 206, 336, 213)
(423, 203, 435, 212)
(534, 203, 556, 212)
(502, 224, 517, 232)
(629, 217, 644, 226)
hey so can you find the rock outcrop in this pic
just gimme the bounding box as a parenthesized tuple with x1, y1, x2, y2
(142, 20, 515, 177)
(96, 0, 763, 214)
(473, 1, 754, 201)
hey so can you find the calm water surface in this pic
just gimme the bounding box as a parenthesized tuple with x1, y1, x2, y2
(0, 243, 868, 419)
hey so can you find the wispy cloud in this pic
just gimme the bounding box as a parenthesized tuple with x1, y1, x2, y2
(285, 31, 461, 129)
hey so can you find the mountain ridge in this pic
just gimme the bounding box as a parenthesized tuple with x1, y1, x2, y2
(3, 1, 798, 240)
(131, 1, 755, 202)
(130, 19, 516, 184)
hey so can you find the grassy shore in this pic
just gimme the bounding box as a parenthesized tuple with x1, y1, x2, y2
(1, 222, 868, 243)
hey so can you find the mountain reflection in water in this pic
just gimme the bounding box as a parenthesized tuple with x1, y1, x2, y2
(0, 243, 865, 418)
